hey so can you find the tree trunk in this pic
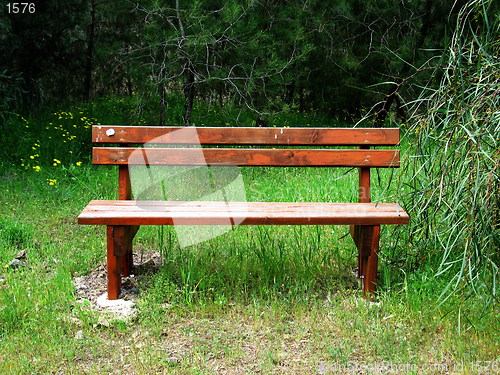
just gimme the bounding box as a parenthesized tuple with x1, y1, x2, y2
(373, 0, 434, 126)
(299, 88, 305, 112)
(286, 81, 295, 104)
(219, 82, 224, 108)
(84, 0, 96, 102)
(255, 113, 268, 127)
(176, 0, 195, 127)
(159, 83, 166, 126)
(183, 62, 195, 126)
(126, 73, 133, 96)
(373, 86, 400, 127)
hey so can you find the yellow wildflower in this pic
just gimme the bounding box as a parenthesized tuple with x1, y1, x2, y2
(76, 161, 82, 166)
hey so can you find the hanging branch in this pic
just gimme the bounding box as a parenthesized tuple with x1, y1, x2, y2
(372, 66, 439, 127)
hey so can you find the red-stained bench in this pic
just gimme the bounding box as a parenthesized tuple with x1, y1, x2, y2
(78, 126, 409, 299)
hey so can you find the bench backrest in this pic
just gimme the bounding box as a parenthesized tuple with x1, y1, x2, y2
(91, 125, 400, 203)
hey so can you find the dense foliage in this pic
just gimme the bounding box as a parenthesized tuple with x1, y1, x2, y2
(1, 0, 465, 122)
(398, 0, 499, 302)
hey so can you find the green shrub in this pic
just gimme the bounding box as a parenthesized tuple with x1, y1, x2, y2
(400, 0, 499, 302)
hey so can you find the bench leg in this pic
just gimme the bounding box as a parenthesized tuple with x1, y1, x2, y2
(362, 225, 380, 300)
(107, 226, 123, 300)
(107, 225, 140, 299)
(121, 246, 133, 277)
(121, 225, 139, 277)
(350, 225, 380, 300)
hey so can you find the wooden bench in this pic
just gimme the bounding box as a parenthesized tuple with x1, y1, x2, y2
(78, 125, 409, 300)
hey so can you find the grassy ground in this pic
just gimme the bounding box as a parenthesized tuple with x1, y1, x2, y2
(0, 100, 498, 373)
(0, 163, 497, 374)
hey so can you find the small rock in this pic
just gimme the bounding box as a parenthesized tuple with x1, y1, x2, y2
(7, 259, 28, 268)
(70, 317, 83, 326)
(15, 250, 27, 260)
(166, 357, 180, 364)
(73, 276, 89, 291)
(96, 293, 136, 317)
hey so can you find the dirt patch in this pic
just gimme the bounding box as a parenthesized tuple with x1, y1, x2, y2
(73, 250, 163, 320)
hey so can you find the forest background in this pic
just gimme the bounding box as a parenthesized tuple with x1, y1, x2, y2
(0, 0, 498, 373)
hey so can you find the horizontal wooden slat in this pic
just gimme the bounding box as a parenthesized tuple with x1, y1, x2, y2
(93, 147, 400, 167)
(78, 200, 409, 226)
(92, 126, 400, 146)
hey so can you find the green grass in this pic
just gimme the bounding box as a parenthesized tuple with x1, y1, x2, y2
(0, 155, 498, 373)
(1, 2, 498, 369)
(0, 94, 498, 373)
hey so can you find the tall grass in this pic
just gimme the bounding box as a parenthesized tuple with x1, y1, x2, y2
(134, 165, 366, 306)
(400, 0, 499, 303)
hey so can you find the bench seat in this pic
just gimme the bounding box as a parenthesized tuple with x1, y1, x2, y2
(78, 200, 409, 226)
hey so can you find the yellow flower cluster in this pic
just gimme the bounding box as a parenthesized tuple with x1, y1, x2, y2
(20, 108, 98, 171)
(18, 115, 29, 128)
(46, 179, 57, 186)
(21, 138, 42, 171)
(54, 111, 73, 120)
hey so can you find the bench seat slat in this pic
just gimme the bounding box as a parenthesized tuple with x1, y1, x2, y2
(93, 126, 400, 146)
(93, 148, 400, 167)
(82, 200, 406, 212)
(78, 200, 409, 226)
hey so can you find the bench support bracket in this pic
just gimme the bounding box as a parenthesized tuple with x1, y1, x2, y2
(106, 225, 139, 299)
